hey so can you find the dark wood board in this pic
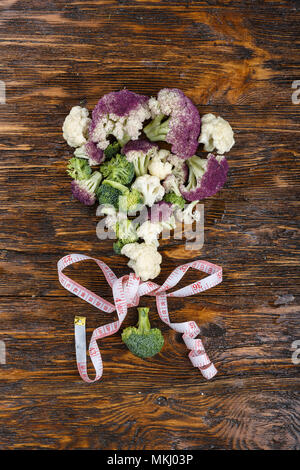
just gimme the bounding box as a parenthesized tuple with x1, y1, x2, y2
(0, 0, 299, 450)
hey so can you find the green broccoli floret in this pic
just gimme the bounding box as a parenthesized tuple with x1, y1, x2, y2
(104, 142, 121, 161)
(67, 157, 91, 180)
(96, 179, 129, 209)
(113, 239, 126, 254)
(118, 188, 144, 213)
(163, 191, 185, 210)
(115, 219, 138, 244)
(100, 153, 134, 185)
(122, 307, 164, 359)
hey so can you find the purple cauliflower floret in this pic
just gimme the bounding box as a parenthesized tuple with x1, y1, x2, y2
(71, 171, 102, 206)
(89, 90, 151, 150)
(148, 200, 173, 223)
(180, 154, 228, 201)
(122, 139, 158, 176)
(122, 139, 157, 155)
(85, 141, 105, 165)
(144, 88, 201, 160)
(74, 140, 105, 166)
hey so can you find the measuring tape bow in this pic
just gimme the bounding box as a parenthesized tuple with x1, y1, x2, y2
(57, 254, 222, 383)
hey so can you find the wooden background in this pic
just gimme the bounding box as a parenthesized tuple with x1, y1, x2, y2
(0, 0, 299, 450)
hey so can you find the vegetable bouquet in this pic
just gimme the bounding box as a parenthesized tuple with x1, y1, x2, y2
(63, 88, 235, 282)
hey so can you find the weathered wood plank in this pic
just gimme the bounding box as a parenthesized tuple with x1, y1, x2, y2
(0, 0, 299, 451)
(0, 296, 299, 449)
(0, 296, 299, 385)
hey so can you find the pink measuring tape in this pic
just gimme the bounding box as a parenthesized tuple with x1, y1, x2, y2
(57, 253, 222, 383)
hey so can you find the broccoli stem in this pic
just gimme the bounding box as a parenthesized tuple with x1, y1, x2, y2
(137, 307, 151, 334)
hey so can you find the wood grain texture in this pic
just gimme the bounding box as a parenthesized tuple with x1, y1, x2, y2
(0, 0, 299, 450)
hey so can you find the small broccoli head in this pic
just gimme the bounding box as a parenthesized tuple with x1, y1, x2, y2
(163, 191, 186, 210)
(96, 179, 129, 209)
(67, 157, 92, 180)
(100, 153, 135, 185)
(115, 219, 139, 244)
(104, 141, 121, 161)
(113, 239, 126, 254)
(122, 307, 164, 359)
(118, 188, 144, 214)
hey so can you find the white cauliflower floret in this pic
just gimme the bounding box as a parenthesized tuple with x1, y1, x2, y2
(160, 215, 177, 231)
(132, 175, 165, 207)
(121, 242, 162, 281)
(148, 89, 182, 117)
(98, 205, 126, 231)
(62, 106, 91, 148)
(137, 221, 162, 247)
(126, 105, 150, 140)
(198, 113, 235, 154)
(148, 149, 173, 180)
(148, 96, 161, 118)
(137, 216, 177, 248)
(175, 201, 201, 224)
